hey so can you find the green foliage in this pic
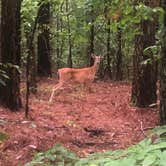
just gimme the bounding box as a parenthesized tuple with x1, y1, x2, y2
(26, 125, 166, 166)
(0, 63, 20, 86)
(0, 71, 8, 86)
(0, 132, 8, 142)
(25, 144, 79, 166)
(20, 0, 163, 72)
(141, 45, 160, 66)
(0, 63, 9, 86)
(21, 0, 39, 33)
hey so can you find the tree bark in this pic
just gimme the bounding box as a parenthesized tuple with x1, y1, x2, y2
(25, 6, 40, 117)
(56, 10, 60, 70)
(0, 0, 22, 110)
(160, 0, 166, 125)
(55, 2, 64, 70)
(59, 2, 64, 68)
(104, 19, 112, 80)
(116, 27, 123, 80)
(0, 1, 1, 62)
(66, 0, 73, 68)
(37, 2, 52, 77)
(89, 22, 95, 66)
(131, 1, 158, 107)
(87, 3, 95, 67)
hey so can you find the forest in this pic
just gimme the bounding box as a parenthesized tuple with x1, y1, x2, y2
(0, 0, 166, 165)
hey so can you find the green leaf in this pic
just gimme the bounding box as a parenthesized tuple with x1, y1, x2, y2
(144, 45, 159, 56)
(0, 79, 6, 86)
(142, 154, 157, 166)
(159, 151, 166, 166)
(88, 164, 98, 166)
(147, 142, 166, 152)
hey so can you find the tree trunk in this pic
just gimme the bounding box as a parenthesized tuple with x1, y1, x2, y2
(131, 1, 158, 107)
(160, 0, 166, 125)
(104, 19, 112, 80)
(66, 0, 72, 68)
(87, 4, 95, 67)
(59, 2, 64, 67)
(89, 23, 95, 66)
(116, 27, 123, 80)
(0, 0, 22, 110)
(0, 1, 1, 61)
(25, 7, 40, 117)
(26, 37, 37, 93)
(55, 2, 64, 70)
(37, 2, 52, 77)
(56, 11, 60, 70)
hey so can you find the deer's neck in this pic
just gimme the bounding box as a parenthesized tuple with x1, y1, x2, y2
(91, 63, 99, 73)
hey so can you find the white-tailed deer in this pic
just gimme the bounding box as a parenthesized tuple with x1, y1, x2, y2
(49, 54, 102, 103)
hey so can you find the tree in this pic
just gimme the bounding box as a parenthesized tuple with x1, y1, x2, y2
(0, 1, 1, 61)
(55, 1, 64, 70)
(131, 0, 158, 107)
(160, 0, 166, 125)
(85, 1, 95, 67)
(37, 1, 52, 77)
(115, 27, 123, 80)
(66, 0, 73, 68)
(22, 0, 41, 94)
(103, 1, 112, 80)
(21, 0, 41, 116)
(0, 0, 22, 110)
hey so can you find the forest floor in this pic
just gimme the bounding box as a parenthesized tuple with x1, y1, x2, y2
(0, 78, 159, 166)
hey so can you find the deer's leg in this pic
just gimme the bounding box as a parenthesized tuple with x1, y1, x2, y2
(87, 84, 92, 93)
(84, 81, 93, 93)
(49, 82, 63, 103)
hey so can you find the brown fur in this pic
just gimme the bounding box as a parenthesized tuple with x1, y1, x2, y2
(49, 54, 102, 103)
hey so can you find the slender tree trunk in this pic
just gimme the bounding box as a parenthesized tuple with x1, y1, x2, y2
(103, 1, 112, 79)
(59, 2, 64, 65)
(0, 0, 22, 110)
(87, 4, 95, 67)
(116, 27, 123, 80)
(37, 2, 52, 76)
(26, 37, 37, 93)
(66, 0, 72, 68)
(131, 1, 158, 107)
(89, 22, 95, 66)
(55, 1, 64, 70)
(25, 8, 39, 94)
(56, 11, 60, 69)
(104, 19, 112, 79)
(160, 0, 166, 125)
(25, 8, 39, 117)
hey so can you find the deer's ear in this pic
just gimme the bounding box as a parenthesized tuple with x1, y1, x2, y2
(100, 55, 104, 59)
(91, 53, 95, 58)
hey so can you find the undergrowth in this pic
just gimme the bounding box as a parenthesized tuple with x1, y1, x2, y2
(25, 125, 166, 166)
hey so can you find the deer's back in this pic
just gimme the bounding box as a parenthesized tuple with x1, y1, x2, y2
(58, 67, 96, 83)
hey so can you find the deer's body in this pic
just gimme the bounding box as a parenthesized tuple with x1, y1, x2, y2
(59, 65, 98, 84)
(49, 54, 102, 103)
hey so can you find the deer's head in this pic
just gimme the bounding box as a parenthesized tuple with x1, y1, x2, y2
(91, 54, 103, 65)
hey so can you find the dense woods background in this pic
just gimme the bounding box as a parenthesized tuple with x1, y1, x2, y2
(0, 1, 166, 122)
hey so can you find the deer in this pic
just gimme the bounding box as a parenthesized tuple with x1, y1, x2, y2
(49, 54, 103, 103)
